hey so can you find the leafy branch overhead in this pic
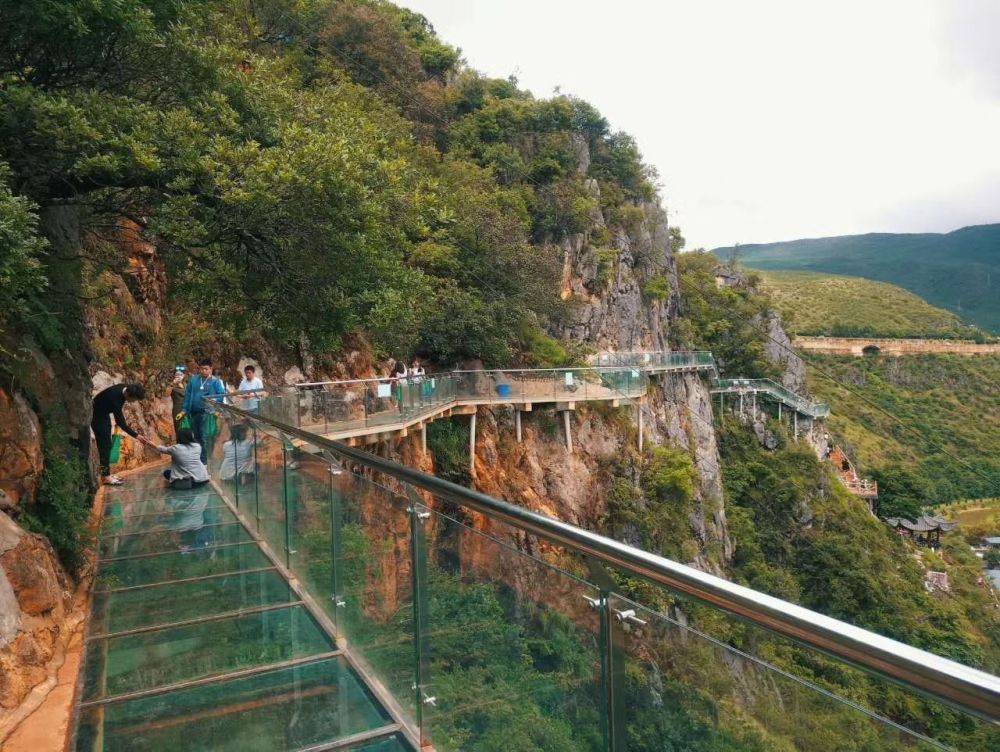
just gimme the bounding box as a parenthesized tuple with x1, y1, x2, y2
(0, 0, 661, 364)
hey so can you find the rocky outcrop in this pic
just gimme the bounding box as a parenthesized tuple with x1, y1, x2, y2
(555, 162, 678, 351)
(765, 313, 807, 393)
(645, 372, 732, 566)
(0, 513, 74, 712)
(0, 393, 43, 513)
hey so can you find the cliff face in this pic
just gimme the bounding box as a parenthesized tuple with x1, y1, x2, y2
(462, 140, 731, 569)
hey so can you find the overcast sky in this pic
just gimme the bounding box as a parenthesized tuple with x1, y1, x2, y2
(400, 0, 1000, 249)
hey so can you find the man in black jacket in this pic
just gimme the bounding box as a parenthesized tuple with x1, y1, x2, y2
(92, 383, 146, 485)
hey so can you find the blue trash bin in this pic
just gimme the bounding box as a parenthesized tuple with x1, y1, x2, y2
(495, 383, 511, 398)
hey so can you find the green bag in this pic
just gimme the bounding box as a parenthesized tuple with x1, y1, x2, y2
(204, 413, 218, 438)
(178, 415, 191, 430)
(109, 432, 122, 464)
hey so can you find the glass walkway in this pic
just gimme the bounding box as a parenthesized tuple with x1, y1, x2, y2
(76, 468, 413, 751)
(72, 374, 999, 751)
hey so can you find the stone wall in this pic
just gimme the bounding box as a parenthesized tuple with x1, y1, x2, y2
(794, 336, 1000, 357)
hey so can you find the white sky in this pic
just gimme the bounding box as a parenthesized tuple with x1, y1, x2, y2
(400, 0, 1000, 249)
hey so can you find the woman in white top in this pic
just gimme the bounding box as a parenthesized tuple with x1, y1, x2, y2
(410, 359, 426, 402)
(139, 429, 209, 489)
(219, 423, 256, 482)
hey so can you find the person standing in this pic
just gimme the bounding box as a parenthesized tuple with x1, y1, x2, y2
(178, 357, 226, 464)
(410, 359, 426, 403)
(169, 365, 187, 439)
(92, 383, 146, 485)
(237, 364, 265, 413)
(392, 359, 408, 412)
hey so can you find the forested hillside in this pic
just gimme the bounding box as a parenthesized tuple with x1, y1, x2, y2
(759, 270, 985, 339)
(714, 224, 1000, 332)
(0, 0, 674, 563)
(806, 353, 1000, 508)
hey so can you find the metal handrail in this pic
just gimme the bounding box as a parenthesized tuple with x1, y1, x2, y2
(216, 400, 1000, 724)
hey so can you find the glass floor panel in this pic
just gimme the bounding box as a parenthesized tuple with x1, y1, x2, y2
(96, 543, 271, 590)
(89, 568, 294, 636)
(82, 604, 335, 701)
(350, 736, 413, 751)
(101, 502, 238, 537)
(75, 656, 403, 752)
(99, 522, 253, 559)
(102, 492, 228, 518)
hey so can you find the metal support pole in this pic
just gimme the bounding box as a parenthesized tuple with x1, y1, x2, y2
(281, 441, 293, 568)
(408, 494, 432, 747)
(515, 409, 522, 443)
(794, 411, 799, 440)
(330, 471, 345, 633)
(584, 560, 626, 752)
(637, 406, 644, 451)
(752, 391, 756, 415)
(421, 425, 427, 454)
(778, 402, 782, 421)
(739, 392, 744, 415)
(469, 411, 477, 476)
(252, 424, 261, 531)
(407, 500, 434, 748)
(563, 410, 573, 453)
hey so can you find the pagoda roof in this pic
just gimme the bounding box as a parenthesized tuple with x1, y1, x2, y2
(884, 515, 957, 533)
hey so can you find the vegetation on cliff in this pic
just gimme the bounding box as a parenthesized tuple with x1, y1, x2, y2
(759, 270, 981, 339)
(0, 0, 659, 370)
(806, 353, 1000, 507)
(0, 0, 663, 565)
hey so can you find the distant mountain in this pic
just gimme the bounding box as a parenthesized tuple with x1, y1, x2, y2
(713, 224, 1000, 332)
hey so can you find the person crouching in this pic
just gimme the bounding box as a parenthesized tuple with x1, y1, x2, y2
(139, 429, 209, 489)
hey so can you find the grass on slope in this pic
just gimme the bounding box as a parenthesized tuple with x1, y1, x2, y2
(759, 271, 977, 339)
(806, 354, 1000, 505)
(714, 224, 1000, 333)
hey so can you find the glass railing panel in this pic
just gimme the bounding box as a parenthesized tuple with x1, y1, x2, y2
(88, 568, 292, 636)
(82, 604, 334, 702)
(74, 656, 393, 752)
(606, 593, 990, 752)
(415, 502, 605, 752)
(215, 409, 257, 514)
(334, 471, 419, 724)
(282, 444, 338, 620)
(250, 422, 294, 563)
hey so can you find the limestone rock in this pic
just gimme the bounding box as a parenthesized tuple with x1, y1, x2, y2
(0, 391, 43, 511)
(0, 569, 20, 646)
(0, 520, 69, 617)
(0, 513, 72, 711)
(764, 313, 807, 393)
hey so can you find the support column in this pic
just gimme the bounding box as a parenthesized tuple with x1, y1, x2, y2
(563, 410, 573, 453)
(421, 425, 427, 453)
(515, 409, 522, 443)
(739, 392, 744, 415)
(778, 402, 782, 421)
(469, 412, 477, 475)
(793, 411, 798, 440)
(637, 406, 644, 452)
(751, 391, 756, 415)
